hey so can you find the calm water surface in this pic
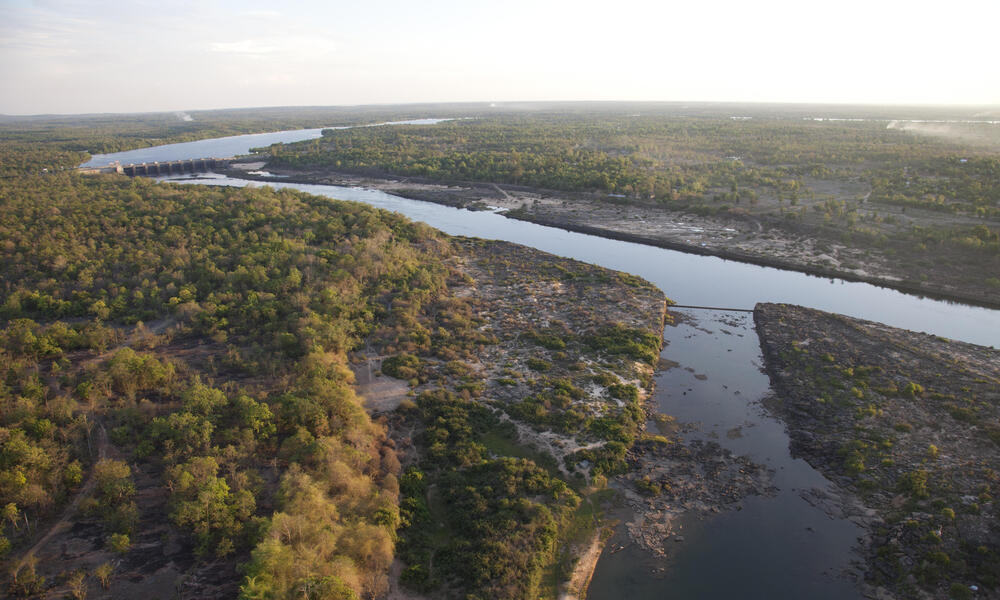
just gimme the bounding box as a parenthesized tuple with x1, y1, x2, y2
(86, 132, 1000, 599)
(588, 310, 864, 599)
(81, 119, 451, 167)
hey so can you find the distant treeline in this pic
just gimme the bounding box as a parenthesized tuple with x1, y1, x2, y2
(267, 114, 1000, 218)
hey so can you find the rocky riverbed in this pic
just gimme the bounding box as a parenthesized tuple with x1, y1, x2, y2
(361, 238, 670, 599)
(619, 438, 776, 555)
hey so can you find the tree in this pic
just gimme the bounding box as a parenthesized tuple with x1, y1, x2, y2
(108, 533, 130, 554)
(67, 570, 88, 600)
(94, 562, 114, 589)
(167, 456, 255, 556)
(93, 459, 134, 505)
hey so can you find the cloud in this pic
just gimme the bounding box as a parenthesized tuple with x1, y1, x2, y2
(242, 9, 282, 18)
(288, 37, 338, 57)
(210, 40, 279, 55)
(208, 36, 337, 59)
(0, 8, 96, 56)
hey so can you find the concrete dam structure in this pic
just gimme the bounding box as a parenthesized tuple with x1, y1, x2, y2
(79, 157, 231, 177)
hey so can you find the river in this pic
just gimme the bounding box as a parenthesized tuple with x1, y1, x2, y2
(588, 308, 866, 599)
(83, 130, 1000, 599)
(80, 118, 452, 168)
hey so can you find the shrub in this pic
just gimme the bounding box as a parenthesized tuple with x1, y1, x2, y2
(382, 354, 423, 380)
(94, 563, 114, 589)
(526, 358, 551, 372)
(108, 532, 131, 554)
(898, 469, 930, 499)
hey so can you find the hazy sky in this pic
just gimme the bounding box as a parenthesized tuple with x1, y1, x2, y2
(1, 0, 998, 115)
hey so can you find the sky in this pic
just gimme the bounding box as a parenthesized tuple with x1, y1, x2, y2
(1, 0, 998, 115)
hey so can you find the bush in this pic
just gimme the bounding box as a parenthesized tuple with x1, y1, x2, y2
(608, 383, 639, 402)
(526, 358, 551, 372)
(583, 324, 661, 364)
(898, 469, 930, 499)
(108, 532, 131, 554)
(592, 372, 618, 387)
(524, 330, 567, 351)
(94, 563, 114, 590)
(382, 354, 423, 380)
(635, 476, 661, 495)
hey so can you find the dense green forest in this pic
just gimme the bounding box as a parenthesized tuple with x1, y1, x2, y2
(0, 115, 666, 598)
(0, 173, 467, 598)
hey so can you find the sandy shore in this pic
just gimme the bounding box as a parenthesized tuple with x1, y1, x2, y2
(560, 532, 606, 600)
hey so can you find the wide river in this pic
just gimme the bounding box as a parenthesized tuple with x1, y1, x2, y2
(84, 126, 999, 599)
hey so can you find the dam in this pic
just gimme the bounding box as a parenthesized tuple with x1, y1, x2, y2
(78, 157, 231, 176)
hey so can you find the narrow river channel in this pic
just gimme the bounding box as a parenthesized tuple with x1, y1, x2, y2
(82, 130, 1000, 599)
(588, 309, 865, 599)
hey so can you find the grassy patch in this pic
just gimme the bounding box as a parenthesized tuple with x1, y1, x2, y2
(480, 429, 561, 478)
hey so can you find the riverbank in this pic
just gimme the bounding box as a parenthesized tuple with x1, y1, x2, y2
(559, 531, 606, 600)
(367, 237, 670, 599)
(223, 164, 1000, 310)
(755, 302, 1000, 600)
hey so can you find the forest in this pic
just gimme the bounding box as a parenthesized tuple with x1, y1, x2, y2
(267, 113, 1000, 218)
(0, 172, 465, 598)
(0, 111, 671, 599)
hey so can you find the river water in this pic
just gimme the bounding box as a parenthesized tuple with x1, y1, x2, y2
(80, 118, 451, 168)
(588, 309, 866, 599)
(83, 130, 1000, 599)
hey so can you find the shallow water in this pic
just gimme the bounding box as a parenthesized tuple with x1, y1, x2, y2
(588, 310, 865, 599)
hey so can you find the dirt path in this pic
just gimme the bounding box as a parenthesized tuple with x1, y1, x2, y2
(384, 559, 430, 600)
(11, 317, 176, 579)
(15, 424, 111, 569)
(492, 183, 512, 200)
(559, 530, 605, 600)
(78, 316, 177, 370)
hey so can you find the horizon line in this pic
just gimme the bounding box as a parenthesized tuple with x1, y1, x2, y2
(4, 99, 1000, 119)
